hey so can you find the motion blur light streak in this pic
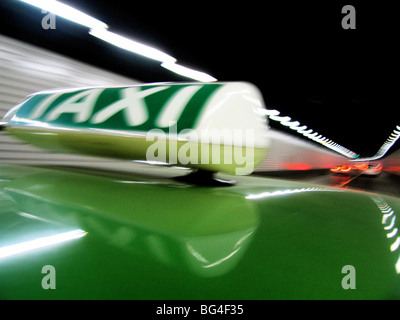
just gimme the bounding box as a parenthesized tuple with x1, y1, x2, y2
(353, 163, 369, 171)
(260, 109, 359, 158)
(284, 163, 312, 171)
(89, 28, 177, 64)
(20, 0, 108, 30)
(89, 27, 217, 81)
(268, 115, 291, 122)
(161, 62, 217, 82)
(361, 124, 400, 161)
(261, 109, 280, 117)
(340, 165, 352, 173)
(20, 0, 218, 81)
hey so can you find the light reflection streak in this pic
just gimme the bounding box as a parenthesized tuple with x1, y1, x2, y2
(245, 187, 331, 200)
(0, 229, 87, 259)
(185, 229, 255, 269)
(382, 211, 394, 224)
(390, 237, 400, 252)
(247, 191, 400, 274)
(397, 257, 400, 274)
(203, 247, 241, 269)
(387, 228, 398, 239)
(371, 196, 400, 273)
(384, 215, 396, 230)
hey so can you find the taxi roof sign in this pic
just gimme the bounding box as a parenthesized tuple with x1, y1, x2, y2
(2, 82, 269, 175)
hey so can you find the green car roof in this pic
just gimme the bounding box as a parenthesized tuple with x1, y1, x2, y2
(0, 164, 399, 299)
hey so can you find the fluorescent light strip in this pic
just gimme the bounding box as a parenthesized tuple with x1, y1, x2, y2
(89, 28, 177, 64)
(89, 28, 217, 81)
(20, 0, 217, 81)
(161, 62, 217, 82)
(358, 124, 400, 161)
(260, 109, 359, 158)
(20, 0, 108, 30)
(0, 229, 87, 259)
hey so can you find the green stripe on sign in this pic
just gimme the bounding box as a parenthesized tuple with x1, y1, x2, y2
(10, 84, 223, 133)
(176, 84, 221, 132)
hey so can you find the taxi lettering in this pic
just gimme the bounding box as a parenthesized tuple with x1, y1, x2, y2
(26, 84, 218, 130)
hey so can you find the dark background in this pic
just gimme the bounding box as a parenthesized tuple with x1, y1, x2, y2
(0, 0, 398, 157)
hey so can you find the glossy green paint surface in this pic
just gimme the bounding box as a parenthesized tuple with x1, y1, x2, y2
(0, 164, 399, 299)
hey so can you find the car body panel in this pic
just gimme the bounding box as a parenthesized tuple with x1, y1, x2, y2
(1, 164, 399, 299)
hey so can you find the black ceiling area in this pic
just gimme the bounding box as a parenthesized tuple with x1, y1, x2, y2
(0, 0, 398, 158)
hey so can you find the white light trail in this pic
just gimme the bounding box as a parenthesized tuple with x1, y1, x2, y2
(20, 0, 218, 82)
(259, 108, 359, 158)
(161, 62, 217, 82)
(357, 124, 400, 161)
(89, 28, 177, 64)
(20, 0, 108, 30)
